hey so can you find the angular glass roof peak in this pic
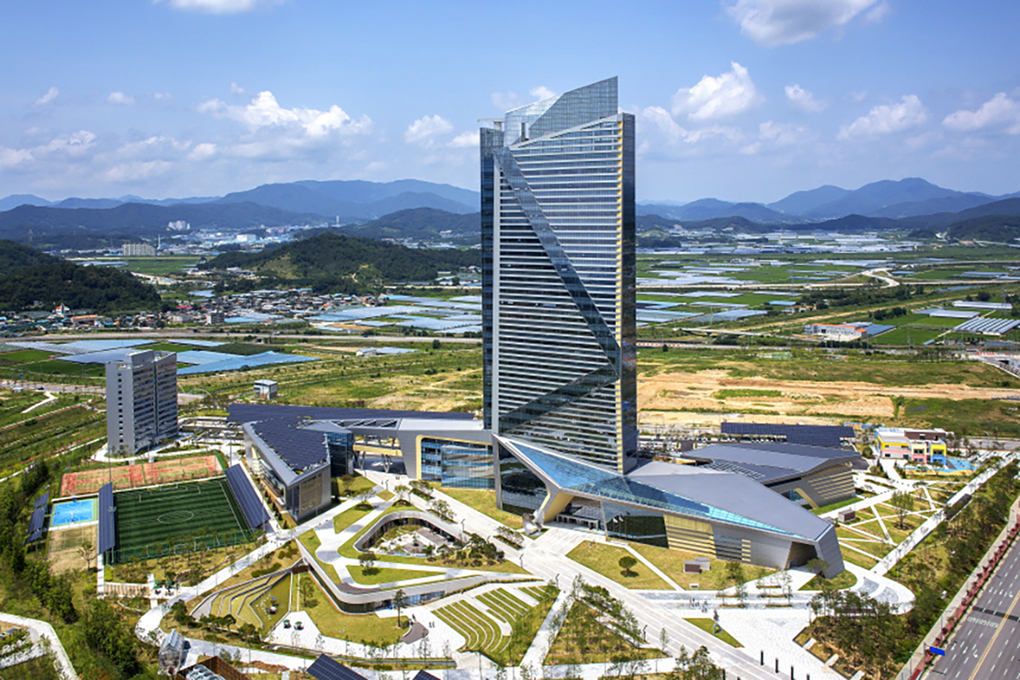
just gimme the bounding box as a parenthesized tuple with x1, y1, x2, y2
(500, 437, 797, 538)
(503, 78, 618, 146)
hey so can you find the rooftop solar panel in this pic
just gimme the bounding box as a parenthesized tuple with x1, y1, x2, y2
(26, 506, 45, 535)
(33, 492, 49, 509)
(721, 422, 854, 449)
(225, 465, 269, 530)
(227, 403, 474, 424)
(251, 419, 330, 470)
(25, 528, 43, 544)
(306, 655, 367, 680)
(98, 483, 116, 554)
(412, 671, 441, 680)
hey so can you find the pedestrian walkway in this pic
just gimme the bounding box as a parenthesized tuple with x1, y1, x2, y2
(0, 612, 79, 679)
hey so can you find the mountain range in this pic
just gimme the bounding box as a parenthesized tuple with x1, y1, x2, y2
(637, 177, 1020, 223)
(2, 177, 1020, 248)
(0, 178, 479, 219)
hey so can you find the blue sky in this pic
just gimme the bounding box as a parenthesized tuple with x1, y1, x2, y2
(2, 0, 1018, 204)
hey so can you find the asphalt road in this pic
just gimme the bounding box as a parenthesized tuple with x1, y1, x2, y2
(928, 537, 1020, 679)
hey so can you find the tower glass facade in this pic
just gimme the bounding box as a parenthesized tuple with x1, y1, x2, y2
(105, 349, 178, 455)
(481, 77, 637, 473)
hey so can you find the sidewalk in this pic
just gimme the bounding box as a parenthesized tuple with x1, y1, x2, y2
(0, 612, 79, 680)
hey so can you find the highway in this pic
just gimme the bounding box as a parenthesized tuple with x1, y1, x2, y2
(928, 536, 1020, 679)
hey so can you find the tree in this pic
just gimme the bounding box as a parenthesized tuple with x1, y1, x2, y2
(409, 479, 432, 499)
(81, 598, 140, 676)
(618, 554, 638, 577)
(394, 484, 411, 505)
(429, 498, 453, 522)
(359, 551, 377, 573)
(890, 490, 916, 530)
(432, 339, 442, 350)
(667, 645, 724, 680)
(393, 588, 408, 628)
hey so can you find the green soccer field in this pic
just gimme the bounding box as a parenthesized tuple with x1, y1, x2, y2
(111, 477, 252, 563)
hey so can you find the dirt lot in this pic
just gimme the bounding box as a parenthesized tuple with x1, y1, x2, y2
(48, 524, 97, 574)
(638, 369, 1018, 427)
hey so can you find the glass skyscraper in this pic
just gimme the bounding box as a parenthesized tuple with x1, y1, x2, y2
(481, 77, 637, 474)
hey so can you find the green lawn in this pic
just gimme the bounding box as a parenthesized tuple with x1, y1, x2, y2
(439, 487, 523, 529)
(628, 541, 774, 590)
(870, 327, 945, 346)
(0, 348, 54, 364)
(566, 542, 671, 590)
(799, 569, 858, 591)
(296, 572, 407, 646)
(332, 504, 374, 534)
(684, 618, 742, 647)
(811, 496, 863, 515)
(346, 565, 443, 586)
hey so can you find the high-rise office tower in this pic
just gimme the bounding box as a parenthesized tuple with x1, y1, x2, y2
(481, 77, 637, 475)
(106, 349, 178, 455)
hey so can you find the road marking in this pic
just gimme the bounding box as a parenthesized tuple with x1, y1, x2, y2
(968, 582, 1020, 680)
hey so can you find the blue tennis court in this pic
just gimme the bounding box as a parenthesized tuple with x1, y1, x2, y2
(51, 499, 97, 526)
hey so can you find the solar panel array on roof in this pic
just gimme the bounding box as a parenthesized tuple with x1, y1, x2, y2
(721, 422, 854, 449)
(225, 465, 269, 530)
(251, 419, 329, 470)
(227, 403, 474, 425)
(26, 505, 46, 541)
(306, 655, 367, 680)
(98, 483, 116, 554)
(705, 460, 765, 480)
(412, 671, 441, 680)
(33, 492, 49, 509)
(337, 418, 399, 428)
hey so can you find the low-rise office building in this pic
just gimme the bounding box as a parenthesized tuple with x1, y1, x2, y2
(229, 404, 853, 576)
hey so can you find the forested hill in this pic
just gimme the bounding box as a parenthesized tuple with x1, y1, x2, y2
(0, 239, 60, 277)
(0, 242, 162, 313)
(199, 232, 479, 293)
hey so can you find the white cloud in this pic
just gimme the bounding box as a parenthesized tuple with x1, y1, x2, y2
(741, 120, 809, 154)
(187, 143, 217, 161)
(943, 93, 1020, 135)
(0, 130, 97, 173)
(156, 0, 283, 14)
(114, 135, 190, 160)
(529, 86, 556, 100)
(405, 115, 454, 147)
(41, 130, 97, 156)
(33, 87, 59, 107)
(198, 91, 371, 138)
(107, 91, 136, 106)
(785, 84, 827, 113)
(0, 147, 34, 169)
(846, 90, 868, 103)
(448, 131, 480, 149)
(726, 0, 882, 47)
(230, 82, 245, 95)
(671, 62, 762, 121)
(641, 106, 744, 145)
(838, 95, 928, 139)
(153, 92, 173, 101)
